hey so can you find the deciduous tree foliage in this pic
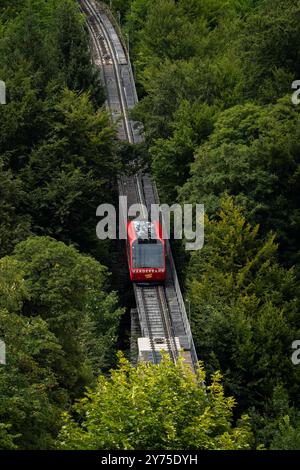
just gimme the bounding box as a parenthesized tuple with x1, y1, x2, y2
(251, 385, 300, 450)
(186, 196, 300, 446)
(118, 0, 300, 448)
(0, 256, 63, 449)
(57, 355, 253, 450)
(2, 0, 300, 451)
(0, 0, 112, 256)
(0, 162, 31, 258)
(180, 97, 300, 263)
(12, 237, 123, 384)
(20, 88, 118, 254)
(0, 237, 122, 449)
(0, 0, 123, 450)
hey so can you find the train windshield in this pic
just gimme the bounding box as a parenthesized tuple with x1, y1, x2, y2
(132, 241, 164, 268)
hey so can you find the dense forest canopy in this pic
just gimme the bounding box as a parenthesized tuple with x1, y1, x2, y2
(57, 354, 253, 450)
(0, 0, 123, 449)
(104, 0, 300, 449)
(1, 0, 300, 451)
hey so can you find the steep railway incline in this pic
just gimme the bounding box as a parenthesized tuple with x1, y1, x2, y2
(80, 0, 197, 369)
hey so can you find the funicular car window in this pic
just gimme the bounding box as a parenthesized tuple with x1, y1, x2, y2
(132, 241, 164, 268)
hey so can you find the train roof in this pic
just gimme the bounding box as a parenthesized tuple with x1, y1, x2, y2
(128, 220, 163, 242)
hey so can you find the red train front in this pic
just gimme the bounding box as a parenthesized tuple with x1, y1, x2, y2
(127, 220, 166, 283)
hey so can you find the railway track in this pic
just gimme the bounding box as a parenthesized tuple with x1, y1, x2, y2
(80, 0, 197, 368)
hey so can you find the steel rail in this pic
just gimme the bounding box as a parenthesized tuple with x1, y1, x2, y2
(81, 0, 188, 366)
(84, 0, 134, 143)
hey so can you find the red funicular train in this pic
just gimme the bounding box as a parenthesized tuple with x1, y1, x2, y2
(127, 220, 166, 283)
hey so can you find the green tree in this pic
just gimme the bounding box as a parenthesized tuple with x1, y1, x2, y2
(0, 237, 123, 449)
(57, 354, 253, 450)
(0, 256, 63, 449)
(11, 237, 123, 392)
(181, 97, 300, 263)
(0, 0, 104, 164)
(151, 101, 216, 201)
(0, 0, 109, 259)
(238, 0, 300, 102)
(0, 0, 122, 450)
(0, 423, 17, 450)
(187, 196, 300, 412)
(49, 0, 104, 102)
(119, 0, 300, 450)
(20, 89, 118, 254)
(103, 0, 133, 21)
(251, 385, 300, 450)
(0, 161, 31, 257)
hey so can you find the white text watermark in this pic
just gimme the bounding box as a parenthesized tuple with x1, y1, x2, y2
(291, 80, 300, 105)
(96, 198, 205, 251)
(0, 340, 6, 365)
(0, 80, 6, 104)
(292, 340, 300, 365)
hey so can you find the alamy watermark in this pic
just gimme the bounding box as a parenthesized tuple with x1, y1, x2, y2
(0, 80, 6, 104)
(289, 87, 300, 364)
(292, 340, 300, 365)
(1, 82, 6, 363)
(291, 80, 300, 105)
(0, 340, 6, 365)
(96, 198, 204, 251)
